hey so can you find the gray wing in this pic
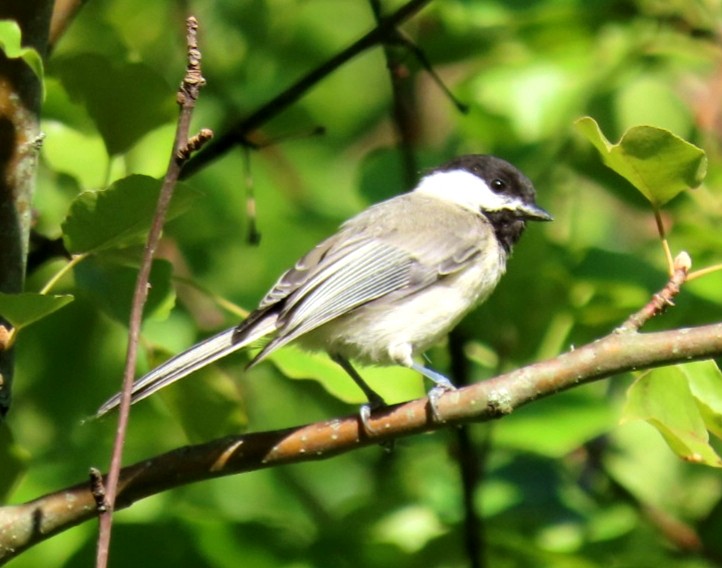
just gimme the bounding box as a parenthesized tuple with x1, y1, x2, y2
(249, 194, 493, 362)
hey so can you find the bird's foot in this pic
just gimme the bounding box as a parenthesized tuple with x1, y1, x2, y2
(427, 381, 456, 423)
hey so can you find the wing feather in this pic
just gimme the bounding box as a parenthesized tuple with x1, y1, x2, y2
(249, 194, 497, 363)
(280, 241, 412, 331)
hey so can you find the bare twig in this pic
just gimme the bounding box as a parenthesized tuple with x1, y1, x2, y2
(615, 252, 691, 333)
(95, 16, 210, 568)
(2, 319, 722, 564)
(180, 0, 434, 179)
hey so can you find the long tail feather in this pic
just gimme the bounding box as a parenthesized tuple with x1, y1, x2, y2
(96, 315, 275, 417)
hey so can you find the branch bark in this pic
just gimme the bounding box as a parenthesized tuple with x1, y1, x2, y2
(1, 319, 722, 564)
(0, 1, 53, 417)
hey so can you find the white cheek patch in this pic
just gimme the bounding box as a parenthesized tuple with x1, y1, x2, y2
(414, 169, 517, 212)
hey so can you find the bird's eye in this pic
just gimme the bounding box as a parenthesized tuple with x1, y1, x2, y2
(491, 178, 506, 192)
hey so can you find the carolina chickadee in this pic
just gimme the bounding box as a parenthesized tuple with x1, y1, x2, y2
(97, 155, 552, 422)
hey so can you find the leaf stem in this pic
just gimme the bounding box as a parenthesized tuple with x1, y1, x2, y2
(3, 253, 88, 348)
(653, 208, 674, 276)
(38, 253, 86, 295)
(687, 262, 722, 281)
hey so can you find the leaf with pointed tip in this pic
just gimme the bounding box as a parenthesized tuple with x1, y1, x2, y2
(0, 292, 74, 330)
(575, 117, 707, 207)
(623, 364, 722, 468)
(684, 360, 722, 440)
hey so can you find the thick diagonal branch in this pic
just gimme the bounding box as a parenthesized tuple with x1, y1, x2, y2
(2, 320, 722, 564)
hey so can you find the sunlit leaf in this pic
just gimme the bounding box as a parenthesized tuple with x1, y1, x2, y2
(62, 175, 200, 254)
(575, 117, 707, 207)
(0, 292, 74, 330)
(681, 360, 722, 440)
(623, 366, 722, 467)
(268, 345, 424, 405)
(0, 20, 43, 83)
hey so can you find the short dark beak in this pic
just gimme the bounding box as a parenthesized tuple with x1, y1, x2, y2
(520, 203, 553, 222)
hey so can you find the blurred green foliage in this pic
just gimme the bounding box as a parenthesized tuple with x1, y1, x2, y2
(3, 0, 722, 566)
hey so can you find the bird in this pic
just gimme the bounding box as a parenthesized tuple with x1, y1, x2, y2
(96, 154, 552, 425)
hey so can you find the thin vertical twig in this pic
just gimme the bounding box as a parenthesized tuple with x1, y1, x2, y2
(95, 16, 211, 567)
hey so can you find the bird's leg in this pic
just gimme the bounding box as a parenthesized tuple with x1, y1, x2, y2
(409, 362, 456, 422)
(331, 355, 387, 433)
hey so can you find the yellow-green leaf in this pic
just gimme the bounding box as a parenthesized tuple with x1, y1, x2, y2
(623, 366, 722, 467)
(681, 360, 722, 440)
(575, 117, 707, 207)
(0, 20, 43, 83)
(269, 345, 424, 405)
(0, 292, 73, 330)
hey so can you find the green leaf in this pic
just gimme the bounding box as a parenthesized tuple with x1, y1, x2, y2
(575, 116, 707, 207)
(682, 360, 722, 440)
(74, 256, 176, 325)
(0, 20, 44, 82)
(62, 175, 200, 254)
(268, 345, 424, 405)
(54, 53, 175, 155)
(0, 292, 74, 329)
(623, 365, 722, 467)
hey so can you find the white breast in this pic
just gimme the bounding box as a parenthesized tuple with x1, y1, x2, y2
(297, 239, 506, 366)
